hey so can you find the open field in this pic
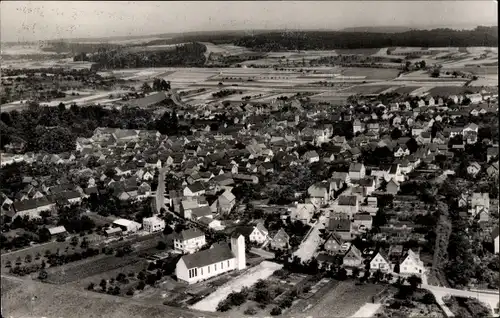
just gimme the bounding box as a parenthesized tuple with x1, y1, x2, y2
(341, 84, 396, 95)
(341, 67, 400, 80)
(470, 75, 498, 87)
(190, 261, 283, 312)
(1, 274, 220, 318)
(301, 281, 385, 317)
(335, 48, 381, 55)
(427, 86, 481, 96)
(44, 254, 143, 284)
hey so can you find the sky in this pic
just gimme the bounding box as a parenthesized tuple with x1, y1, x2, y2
(1, 1, 497, 42)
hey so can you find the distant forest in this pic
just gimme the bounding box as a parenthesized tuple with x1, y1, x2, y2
(231, 26, 498, 51)
(78, 42, 207, 70)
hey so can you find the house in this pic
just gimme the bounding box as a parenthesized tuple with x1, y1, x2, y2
(175, 233, 246, 284)
(173, 228, 207, 254)
(270, 228, 290, 250)
(112, 218, 142, 234)
(399, 249, 425, 276)
(467, 162, 481, 177)
(328, 214, 352, 241)
(190, 206, 213, 220)
(12, 197, 55, 219)
(198, 217, 224, 231)
(303, 150, 320, 163)
(349, 163, 366, 181)
(487, 161, 499, 178)
(143, 216, 166, 233)
(369, 250, 391, 272)
(492, 227, 499, 254)
(290, 203, 316, 224)
(324, 232, 343, 255)
(307, 182, 331, 205)
(469, 193, 490, 219)
(333, 195, 359, 217)
(466, 93, 482, 104)
(487, 147, 499, 162)
(353, 119, 365, 134)
(342, 245, 363, 268)
(183, 182, 206, 197)
(232, 223, 268, 244)
(211, 190, 236, 215)
(386, 179, 400, 195)
(394, 145, 410, 157)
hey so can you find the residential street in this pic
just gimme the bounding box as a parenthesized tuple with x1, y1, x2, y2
(155, 166, 169, 214)
(293, 187, 352, 262)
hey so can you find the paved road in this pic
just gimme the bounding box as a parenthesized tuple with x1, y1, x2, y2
(423, 284, 499, 315)
(293, 187, 352, 262)
(155, 166, 169, 214)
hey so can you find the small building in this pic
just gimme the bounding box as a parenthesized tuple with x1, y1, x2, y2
(48, 226, 67, 237)
(290, 203, 316, 224)
(173, 228, 206, 254)
(112, 218, 142, 234)
(328, 214, 352, 241)
(104, 227, 123, 237)
(143, 215, 166, 233)
(467, 162, 481, 177)
(183, 182, 206, 197)
(386, 179, 400, 195)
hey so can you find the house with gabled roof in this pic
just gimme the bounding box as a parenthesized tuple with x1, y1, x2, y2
(183, 182, 206, 197)
(290, 203, 315, 224)
(342, 245, 363, 268)
(324, 232, 343, 255)
(399, 249, 425, 276)
(369, 249, 391, 272)
(270, 228, 290, 250)
(173, 228, 206, 254)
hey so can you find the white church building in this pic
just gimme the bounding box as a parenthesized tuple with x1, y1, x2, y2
(175, 233, 246, 284)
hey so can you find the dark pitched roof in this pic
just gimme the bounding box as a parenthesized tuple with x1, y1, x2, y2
(232, 226, 254, 238)
(338, 195, 357, 206)
(180, 243, 234, 269)
(13, 197, 53, 212)
(187, 182, 205, 193)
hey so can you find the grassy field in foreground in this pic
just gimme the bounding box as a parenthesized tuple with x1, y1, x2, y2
(1, 275, 220, 318)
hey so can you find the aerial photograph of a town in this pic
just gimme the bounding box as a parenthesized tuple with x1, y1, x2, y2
(0, 1, 498, 317)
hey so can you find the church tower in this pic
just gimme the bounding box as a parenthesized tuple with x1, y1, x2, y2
(231, 233, 246, 270)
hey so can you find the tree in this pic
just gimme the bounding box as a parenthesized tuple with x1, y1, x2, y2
(373, 269, 383, 283)
(87, 282, 95, 290)
(38, 269, 48, 280)
(352, 267, 360, 278)
(137, 280, 146, 290)
(99, 279, 107, 291)
(25, 254, 32, 263)
(163, 225, 173, 235)
(70, 236, 79, 247)
(80, 237, 89, 249)
(156, 241, 167, 250)
(337, 267, 348, 280)
(270, 307, 282, 316)
(391, 128, 402, 140)
(142, 82, 152, 93)
(407, 275, 422, 291)
(431, 68, 440, 78)
(126, 288, 135, 296)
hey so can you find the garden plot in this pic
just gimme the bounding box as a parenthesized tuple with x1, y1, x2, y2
(189, 261, 283, 312)
(393, 86, 424, 95)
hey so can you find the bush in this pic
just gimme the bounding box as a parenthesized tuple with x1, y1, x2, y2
(244, 307, 257, 315)
(137, 280, 146, 290)
(126, 288, 134, 296)
(216, 301, 231, 312)
(87, 282, 95, 290)
(421, 291, 436, 305)
(270, 307, 282, 316)
(156, 241, 167, 250)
